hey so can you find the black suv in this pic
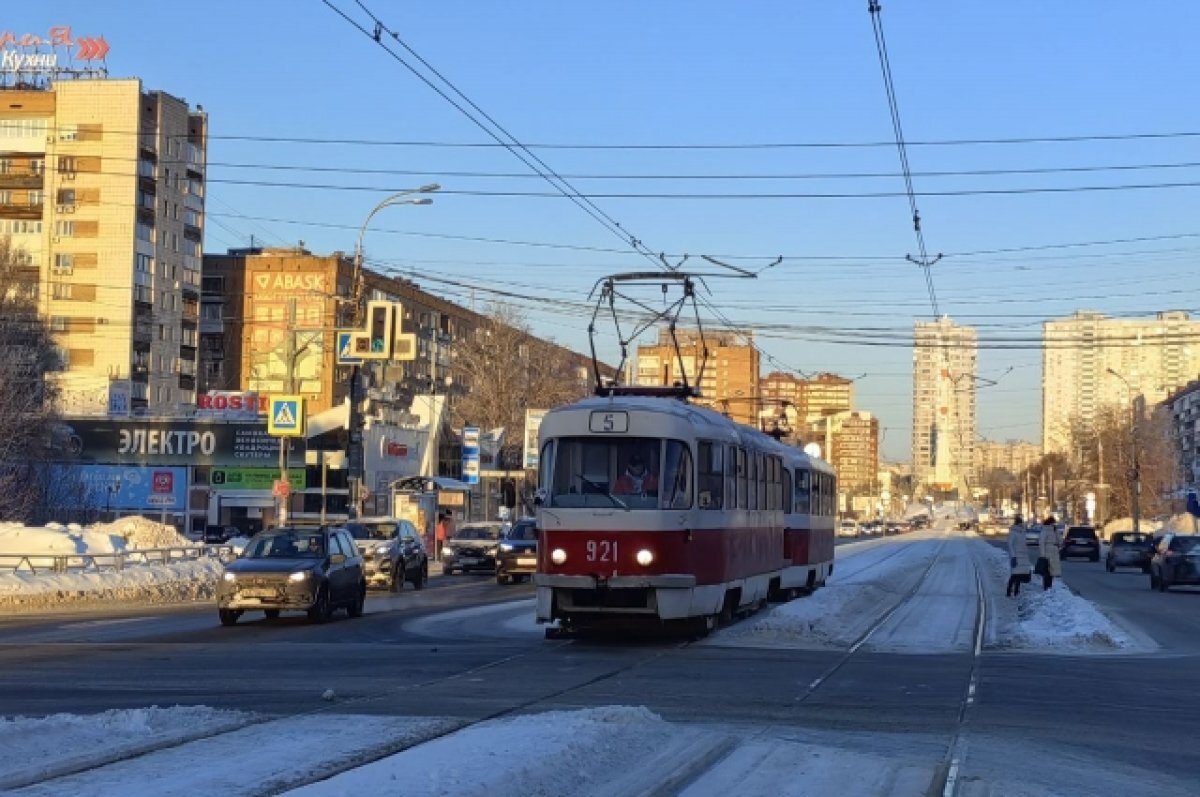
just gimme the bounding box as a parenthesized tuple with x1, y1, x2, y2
(217, 526, 366, 625)
(495, 519, 538, 584)
(1060, 526, 1100, 562)
(1106, 532, 1153, 573)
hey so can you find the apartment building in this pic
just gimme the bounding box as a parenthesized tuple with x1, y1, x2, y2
(1043, 311, 1200, 455)
(805, 410, 880, 494)
(0, 78, 206, 413)
(760, 371, 853, 422)
(1166, 379, 1200, 491)
(634, 328, 760, 425)
(912, 317, 978, 493)
(975, 439, 1042, 480)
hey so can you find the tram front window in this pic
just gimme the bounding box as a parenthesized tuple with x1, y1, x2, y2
(550, 437, 666, 509)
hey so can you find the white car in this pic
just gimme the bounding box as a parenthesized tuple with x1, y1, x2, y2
(837, 520, 859, 538)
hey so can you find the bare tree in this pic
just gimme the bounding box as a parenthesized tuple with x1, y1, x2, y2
(450, 304, 590, 433)
(0, 236, 62, 522)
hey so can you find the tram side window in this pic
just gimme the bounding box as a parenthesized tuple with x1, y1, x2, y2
(735, 447, 748, 509)
(769, 456, 782, 510)
(747, 452, 757, 510)
(756, 452, 767, 510)
(698, 441, 724, 510)
(828, 473, 837, 515)
(795, 468, 811, 515)
(661, 440, 694, 509)
(538, 441, 554, 494)
(781, 465, 793, 513)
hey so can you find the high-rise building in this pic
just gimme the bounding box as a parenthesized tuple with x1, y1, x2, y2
(0, 78, 206, 414)
(805, 410, 879, 494)
(912, 317, 978, 493)
(1043, 311, 1200, 454)
(634, 328, 759, 425)
(759, 371, 852, 422)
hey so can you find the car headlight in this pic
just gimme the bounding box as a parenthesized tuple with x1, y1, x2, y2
(500, 543, 514, 552)
(222, 572, 236, 583)
(636, 549, 654, 566)
(375, 545, 392, 557)
(551, 548, 567, 565)
(487, 546, 499, 557)
(288, 571, 310, 583)
(442, 546, 453, 558)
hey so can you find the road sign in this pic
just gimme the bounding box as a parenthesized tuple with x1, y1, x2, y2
(267, 395, 305, 437)
(336, 330, 363, 365)
(462, 426, 481, 485)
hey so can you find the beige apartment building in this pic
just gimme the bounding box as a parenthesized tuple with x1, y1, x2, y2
(634, 328, 760, 425)
(805, 410, 880, 494)
(1043, 311, 1200, 455)
(0, 78, 206, 413)
(975, 439, 1042, 480)
(913, 317, 978, 494)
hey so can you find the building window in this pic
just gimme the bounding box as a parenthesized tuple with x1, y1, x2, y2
(51, 282, 73, 300)
(30, 158, 43, 176)
(27, 190, 43, 206)
(55, 220, 74, 237)
(53, 254, 74, 275)
(0, 190, 11, 205)
(49, 316, 69, 332)
(58, 156, 76, 175)
(56, 188, 76, 207)
(136, 223, 153, 243)
(58, 124, 79, 141)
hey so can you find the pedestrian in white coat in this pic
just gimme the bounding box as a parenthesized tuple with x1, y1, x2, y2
(1006, 515, 1032, 596)
(1037, 516, 1063, 590)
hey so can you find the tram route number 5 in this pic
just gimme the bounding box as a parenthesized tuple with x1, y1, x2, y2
(586, 540, 618, 563)
(589, 411, 628, 433)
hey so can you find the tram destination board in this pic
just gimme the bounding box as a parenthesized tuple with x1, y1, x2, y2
(589, 411, 628, 433)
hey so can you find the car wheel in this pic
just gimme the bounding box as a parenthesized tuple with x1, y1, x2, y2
(411, 564, 427, 590)
(347, 585, 366, 618)
(307, 587, 332, 624)
(264, 609, 280, 619)
(496, 572, 510, 585)
(218, 609, 239, 627)
(389, 562, 403, 593)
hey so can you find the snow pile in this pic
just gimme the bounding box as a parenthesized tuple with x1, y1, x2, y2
(100, 516, 193, 550)
(0, 559, 224, 611)
(287, 706, 707, 797)
(0, 522, 124, 558)
(1101, 517, 1163, 538)
(977, 541, 1137, 651)
(0, 706, 253, 791)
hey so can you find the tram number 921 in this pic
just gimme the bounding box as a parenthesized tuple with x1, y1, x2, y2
(586, 540, 618, 563)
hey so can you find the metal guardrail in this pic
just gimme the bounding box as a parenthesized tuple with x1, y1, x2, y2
(0, 545, 236, 575)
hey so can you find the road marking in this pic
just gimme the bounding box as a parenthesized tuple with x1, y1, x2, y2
(942, 757, 962, 797)
(61, 617, 153, 629)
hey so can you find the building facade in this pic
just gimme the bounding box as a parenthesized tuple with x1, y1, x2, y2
(1166, 380, 1200, 492)
(805, 410, 879, 495)
(975, 439, 1042, 480)
(760, 371, 853, 423)
(0, 78, 206, 414)
(1043, 310, 1200, 455)
(634, 328, 760, 425)
(912, 317, 978, 494)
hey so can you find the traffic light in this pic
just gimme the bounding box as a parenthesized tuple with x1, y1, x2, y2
(352, 301, 394, 360)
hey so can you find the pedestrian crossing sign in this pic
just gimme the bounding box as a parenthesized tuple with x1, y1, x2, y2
(268, 395, 305, 437)
(336, 330, 362, 365)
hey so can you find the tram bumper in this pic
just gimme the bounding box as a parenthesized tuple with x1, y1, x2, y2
(535, 573, 698, 621)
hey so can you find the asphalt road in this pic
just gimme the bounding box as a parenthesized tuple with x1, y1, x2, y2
(1, 540, 1198, 794)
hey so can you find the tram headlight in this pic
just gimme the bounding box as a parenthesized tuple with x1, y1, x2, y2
(550, 548, 567, 565)
(636, 549, 654, 567)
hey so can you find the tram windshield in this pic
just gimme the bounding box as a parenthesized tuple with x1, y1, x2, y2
(548, 437, 692, 510)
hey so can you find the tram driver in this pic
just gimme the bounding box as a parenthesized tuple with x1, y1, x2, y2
(613, 451, 659, 496)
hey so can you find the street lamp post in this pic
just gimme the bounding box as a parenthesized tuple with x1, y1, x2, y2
(1106, 368, 1141, 533)
(347, 184, 439, 517)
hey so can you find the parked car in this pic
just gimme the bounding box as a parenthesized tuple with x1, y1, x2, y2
(1025, 524, 1042, 546)
(1060, 526, 1100, 562)
(345, 517, 428, 592)
(203, 525, 241, 544)
(1106, 532, 1153, 573)
(884, 520, 903, 536)
(1149, 534, 1200, 592)
(837, 520, 859, 538)
(217, 526, 366, 625)
(443, 522, 505, 574)
(496, 518, 538, 584)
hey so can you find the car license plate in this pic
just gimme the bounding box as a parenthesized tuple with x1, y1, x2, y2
(242, 589, 276, 599)
(461, 556, 480, 564)
(517, 557, 537, 566)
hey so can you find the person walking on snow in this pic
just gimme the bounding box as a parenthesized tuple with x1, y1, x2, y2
(1006, 514, 1032, 597)
(1037, 515, 1063, 590)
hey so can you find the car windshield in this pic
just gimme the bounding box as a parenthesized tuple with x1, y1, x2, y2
(348, 522, 399, 541)
(507, 522, 538, 541)
(455, 526, 501, 541)
(1066, 527, 1097, 539)
(548, 436, 692, 510)
(243, 530, 326, 559)
(1169, 537, 1200, 553)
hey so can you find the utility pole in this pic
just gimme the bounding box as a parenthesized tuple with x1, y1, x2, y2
(278, 297, 296, 525)
(1131, 395, 1143, 533)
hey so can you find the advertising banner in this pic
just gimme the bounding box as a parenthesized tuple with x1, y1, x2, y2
(210, 467, 305, 492)
(461, 426, 480, 485)
(50, 419, 284, 467)
(49, 465, 188, 511)
(523, 409, 548, 469)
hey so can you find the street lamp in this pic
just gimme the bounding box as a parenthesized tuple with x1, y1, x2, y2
(344, 184, 439, 518)
(1106, 367, 1141, 533)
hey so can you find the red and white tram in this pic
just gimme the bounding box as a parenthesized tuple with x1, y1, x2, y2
(534, 393, 837, 634)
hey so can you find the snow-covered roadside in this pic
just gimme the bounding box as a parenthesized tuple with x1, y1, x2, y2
(0, 706, 254, 791)
(976, 539, 1145, 653)
(0, 519, 222, 612)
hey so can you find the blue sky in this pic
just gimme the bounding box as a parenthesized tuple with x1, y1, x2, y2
(14, 2, 1200, 460)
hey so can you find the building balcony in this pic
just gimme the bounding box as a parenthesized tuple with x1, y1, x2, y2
(179, 373, 196, 391)
(0, 173, 43, 189)
(0, 202, 43, 219)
